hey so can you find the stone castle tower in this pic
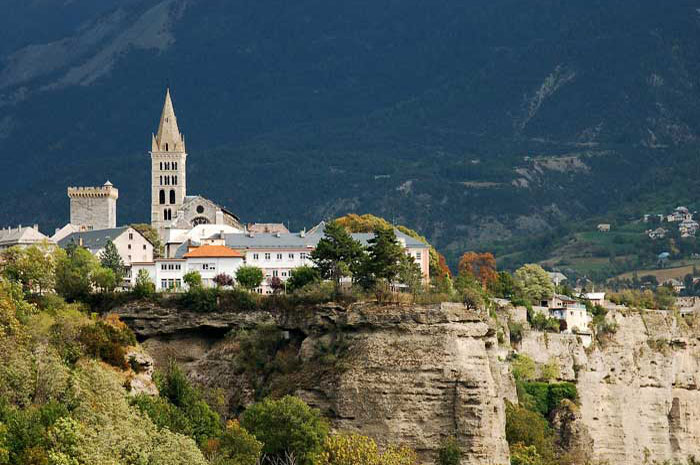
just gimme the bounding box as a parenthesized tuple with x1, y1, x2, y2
(67, 181, 118, 230)
(150, 88, 187, 233)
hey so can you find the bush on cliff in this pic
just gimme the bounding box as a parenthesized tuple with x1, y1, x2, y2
(505, 402, 555, 464)
(240, 395, 329, 465)
(437, 436, 462, 465)
(314, 433, 418, 465)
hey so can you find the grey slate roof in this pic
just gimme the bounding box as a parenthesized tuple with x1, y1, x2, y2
(173, 227, 428, 258)
(0, 226, 51, 247)
(58, 227, 129, 252)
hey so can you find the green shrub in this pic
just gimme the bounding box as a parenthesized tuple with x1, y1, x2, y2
(519, 382, 578, 417)
(154, 363, 222, 444)
(184, 271, 203, 289)
(510, 442, 546, 465)
(78, 320, 136, 369)
(509, 320, 524, 344)
(178, 287, 219, 313)
(505, 402, 555, 463)
(211, 420, 263, 465)
(287, 267, 321, 293)
(132, 394, 193, 437)
(437, 436, 461, 465)
(511, 354, 536, 382)
(240, 396, 329, 465)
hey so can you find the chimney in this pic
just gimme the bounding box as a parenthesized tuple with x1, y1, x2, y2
(33, 224, 39, 231)
(215, 210, 224, 225)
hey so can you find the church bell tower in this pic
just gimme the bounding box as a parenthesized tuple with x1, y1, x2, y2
(150, 88, 187, 235)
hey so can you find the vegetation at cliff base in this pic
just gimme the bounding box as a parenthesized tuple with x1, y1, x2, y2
(506, 354, 579, 465)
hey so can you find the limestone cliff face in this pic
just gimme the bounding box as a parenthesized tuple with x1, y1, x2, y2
(518, 310, 700, 465)
(115, 301, 514, 465)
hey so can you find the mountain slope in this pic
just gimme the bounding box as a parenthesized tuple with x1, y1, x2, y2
(2, 0, 700, 264)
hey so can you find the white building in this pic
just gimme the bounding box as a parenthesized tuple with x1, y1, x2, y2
(58, 226, 155, 285)
(0, 225, 53, 250)
(583, 292, 606, 307)
(550, 307, 591, 334)
(182, 245, 245, 288)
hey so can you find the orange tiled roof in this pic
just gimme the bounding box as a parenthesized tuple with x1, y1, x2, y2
(183, 245, 244, 258)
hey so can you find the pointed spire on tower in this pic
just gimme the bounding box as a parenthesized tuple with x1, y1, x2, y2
(153, 88, 186, 152)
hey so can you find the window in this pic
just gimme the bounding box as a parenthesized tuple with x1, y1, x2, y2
(164, 209, 172, 221)
(161, 279, 168, 289)
(300, 252, 307, 260)
(165, 162, 170, 170)
(276, 253, 282, 260)
(160, 162, 163, 170)
(416, 252, 422, 260)
(273, 270, 279, 277)
(176, 264, 181, 270)
(129, 233, 133, 240)
(160, 176, 163, 185)
(264, 253, 271, 260)
(161, 264, 167, 271)
(159, 190, 165, 205)
(170, 189, 176, 204)
(165, 143, 169, 152)
(143, 244, 147, 250)
(174, 162, 177, 170)
(128, 244, 132, 250)
(165, 176, 169, 185)
(196, 205, 205, 214)
(282, 271, 287, 277)
(173, 176, 177, 186)
(253, 253, 259, 260)
(288, 253, 294, 259)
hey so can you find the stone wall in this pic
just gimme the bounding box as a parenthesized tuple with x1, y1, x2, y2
(68, 188, 117, 230)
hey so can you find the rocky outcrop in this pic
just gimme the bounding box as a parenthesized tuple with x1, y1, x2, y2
(518, 310, 700, 465)
(115, 301, 514, 465)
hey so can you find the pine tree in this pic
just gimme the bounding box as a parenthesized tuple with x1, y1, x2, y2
(310, 221, 365, 285)
(366, 227, 404, 282)
(100, 239, 125, 281)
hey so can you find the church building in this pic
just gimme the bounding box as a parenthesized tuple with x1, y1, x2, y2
(150, 89, 243, 242)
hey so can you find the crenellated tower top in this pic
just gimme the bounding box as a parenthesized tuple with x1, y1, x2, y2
(67, 181, 119, 200)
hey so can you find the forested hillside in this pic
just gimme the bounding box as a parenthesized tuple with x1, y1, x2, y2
(2, 0, 700, 266)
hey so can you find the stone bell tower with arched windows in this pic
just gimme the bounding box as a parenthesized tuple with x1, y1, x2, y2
(150, 88, 187, 234)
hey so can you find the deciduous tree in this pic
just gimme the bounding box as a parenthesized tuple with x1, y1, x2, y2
(458, 252, 497, 289)
(236, 266, 264, 291)
(54, 246, 99, 302)
(514, 264, 554, 303)
(240, 396, 328, 465)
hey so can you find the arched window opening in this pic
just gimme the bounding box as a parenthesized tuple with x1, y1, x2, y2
(192, 217, 210, 226)
(165, 176, 170, 186)
(174, 162, 177, 170)
(159, 176, 163, 185)
(159, 190, 165, 205)
(165, 143, 169, 152)
(170, 190, 176, 204)
(173, 176, 177, 185)
(163, 209, 172, 221)
(160, 162, 163, 170)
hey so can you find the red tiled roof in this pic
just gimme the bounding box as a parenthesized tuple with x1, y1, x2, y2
(183, 245, 244, 258)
